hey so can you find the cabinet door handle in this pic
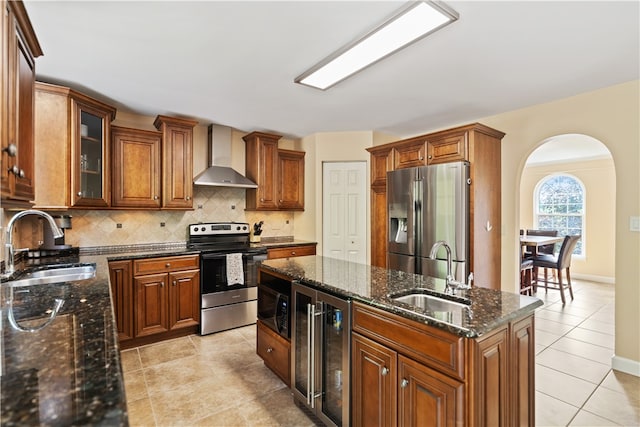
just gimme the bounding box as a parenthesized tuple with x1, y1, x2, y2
(428, 155, 433, 159)
(161, 281, 164, 287)
(381, 367, 389, 376)
(186, 196, 191, 201)
(165, 263, 171, 268)
(2, 143, 17, 157)
(172, 280, 176, 286)
(267, 347, 273, 353)
(154, 195, 159, 200)
(77, 191, 83, 197)
(291, 251, 296, 256)
(401, 378, 409, 388)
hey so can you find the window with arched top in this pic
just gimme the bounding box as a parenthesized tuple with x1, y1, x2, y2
(534, 174, 584, 255)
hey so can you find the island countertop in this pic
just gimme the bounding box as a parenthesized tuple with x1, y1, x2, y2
(259, 255, 543, 338)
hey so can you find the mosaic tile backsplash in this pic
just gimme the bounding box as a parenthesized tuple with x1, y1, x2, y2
(6, 187, 294, 249)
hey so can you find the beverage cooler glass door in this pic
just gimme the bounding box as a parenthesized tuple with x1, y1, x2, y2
(292, 283, 350, 427)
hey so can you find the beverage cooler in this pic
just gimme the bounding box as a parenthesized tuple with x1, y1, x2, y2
(291, 282, 350, 427)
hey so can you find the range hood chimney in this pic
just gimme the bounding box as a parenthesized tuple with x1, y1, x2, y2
(193, 124, 258, 188)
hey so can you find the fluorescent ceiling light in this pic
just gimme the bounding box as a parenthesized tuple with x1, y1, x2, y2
(295, 1, 458, 90)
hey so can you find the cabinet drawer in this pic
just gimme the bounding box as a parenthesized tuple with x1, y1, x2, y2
(133, 255, 200, 276)
(267, 245, 316, 259)
(257, 320, 290, 386)
(427, 132, 468, 164)
(352, 302, 465, 380)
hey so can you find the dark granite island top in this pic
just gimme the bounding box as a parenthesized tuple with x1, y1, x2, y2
(1, 263, 127, 426)
(259, 255, 543, 338)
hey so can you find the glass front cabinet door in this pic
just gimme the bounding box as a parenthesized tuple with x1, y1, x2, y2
(70, 96, 116, 207)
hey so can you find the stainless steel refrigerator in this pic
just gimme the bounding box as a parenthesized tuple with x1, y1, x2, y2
(387, 161, 470, 282)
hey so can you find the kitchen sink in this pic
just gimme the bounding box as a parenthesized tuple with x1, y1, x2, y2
(6, 264, 96, 287)
(389, 291, 471, 326)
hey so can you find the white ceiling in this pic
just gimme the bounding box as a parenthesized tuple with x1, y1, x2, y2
(24, 1, 639, 141)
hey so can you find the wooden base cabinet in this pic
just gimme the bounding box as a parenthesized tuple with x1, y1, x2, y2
(109, 254, 200, 349)
(256, 319, 290, 387)
(266, 243, 316, 259)
(351, 302, 536, 427)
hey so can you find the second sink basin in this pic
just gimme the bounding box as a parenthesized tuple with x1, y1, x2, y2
(7, 264, 96, 287)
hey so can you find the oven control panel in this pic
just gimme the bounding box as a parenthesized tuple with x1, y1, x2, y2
(189, 222, 250, 236)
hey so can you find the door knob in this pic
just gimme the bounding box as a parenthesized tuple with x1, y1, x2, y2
(381, 367, 389, 376)
(401, 379, 409, 388)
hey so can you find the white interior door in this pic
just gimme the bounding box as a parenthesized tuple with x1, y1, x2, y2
(322, 162, 367, 264)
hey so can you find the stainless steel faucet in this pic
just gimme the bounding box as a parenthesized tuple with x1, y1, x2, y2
(3, 209, 64, 276)
(428, 240, 455, 285)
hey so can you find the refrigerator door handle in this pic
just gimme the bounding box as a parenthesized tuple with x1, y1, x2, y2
(413, 177, 423, 258)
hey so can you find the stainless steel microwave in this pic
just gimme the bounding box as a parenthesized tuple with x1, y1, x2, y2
(257, 284, 289, 339)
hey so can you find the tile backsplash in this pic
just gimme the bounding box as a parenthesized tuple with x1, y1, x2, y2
(5, 187, 294, 249)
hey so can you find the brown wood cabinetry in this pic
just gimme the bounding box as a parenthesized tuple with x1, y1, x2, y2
(153, 115, 197, 209)
(393, 138, 427, 169)
(257, 319, 291, 386)
(366, 123, 504, 289)
(1, 0, 41, 207)
(352, 302, 536, 427)
(267, 244, 316, 259)
(32, 82, 117, 209)
(109, 254, 200, 349)
(244, 131, 305, 211)
(111, 125, 162, 208)
(277, 149, 305, 210)
(108, 259, 133, 342)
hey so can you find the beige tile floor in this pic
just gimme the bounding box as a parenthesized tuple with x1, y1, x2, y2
(121, 279, 639, 427)
(533, 279, 639, 426)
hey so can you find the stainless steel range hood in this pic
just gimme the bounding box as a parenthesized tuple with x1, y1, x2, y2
(193, 124, 257, 188)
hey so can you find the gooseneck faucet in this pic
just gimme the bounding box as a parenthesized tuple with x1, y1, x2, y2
(3, 209, 64, 276)
(428, 240, 455, 285)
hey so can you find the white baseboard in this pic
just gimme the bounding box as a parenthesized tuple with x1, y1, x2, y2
(572, 273, 615, 284)
(612, 355, 640, 377)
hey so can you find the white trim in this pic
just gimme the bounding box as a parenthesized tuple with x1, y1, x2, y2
(612, 355, 640, 377)
(572, 273, 615, 284)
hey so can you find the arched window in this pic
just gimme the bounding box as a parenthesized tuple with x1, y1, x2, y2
(534, 174, 584, 255)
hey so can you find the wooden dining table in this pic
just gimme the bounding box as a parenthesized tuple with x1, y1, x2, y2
(520, 235, 565, 257)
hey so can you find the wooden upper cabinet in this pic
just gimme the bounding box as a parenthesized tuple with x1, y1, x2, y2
(154, 115, 197, 209)
(244, 131, 280, 210)
(277, 148, 304, 210)
(427, 130, 468, 164)
(244, 131, 305, 211)
(111, 126, 162, 208)
(33, 83, 116, 209)
(70, 95, 116, 208)
(1, 0, 42, 207)
(393, 138, 427, 169)
(367, 145, 393, 187)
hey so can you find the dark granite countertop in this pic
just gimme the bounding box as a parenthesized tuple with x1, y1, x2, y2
(1, 262, 127, 426)
(259, 255, 543, 338)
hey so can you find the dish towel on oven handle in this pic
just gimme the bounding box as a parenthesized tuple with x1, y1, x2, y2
(226, 253, 244, 286)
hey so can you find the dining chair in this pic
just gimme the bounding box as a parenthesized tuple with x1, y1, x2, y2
(532, 235, 581, 305)
(520, 258, 534, 296)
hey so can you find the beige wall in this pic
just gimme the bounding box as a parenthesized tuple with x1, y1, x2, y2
(295, 131, 396, 262)
(480, 80, 639, 373)
(520, 157, 616, 282)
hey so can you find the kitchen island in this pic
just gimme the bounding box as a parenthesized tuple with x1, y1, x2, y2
(258, 255, 544, 426)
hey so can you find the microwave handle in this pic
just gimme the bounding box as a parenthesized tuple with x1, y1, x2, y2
(275, 293, 285, 334)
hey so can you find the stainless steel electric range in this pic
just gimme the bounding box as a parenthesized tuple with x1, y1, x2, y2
(187, 222, 267, 335)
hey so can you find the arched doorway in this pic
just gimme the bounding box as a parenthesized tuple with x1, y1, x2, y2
(519, 133, 615, 284)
